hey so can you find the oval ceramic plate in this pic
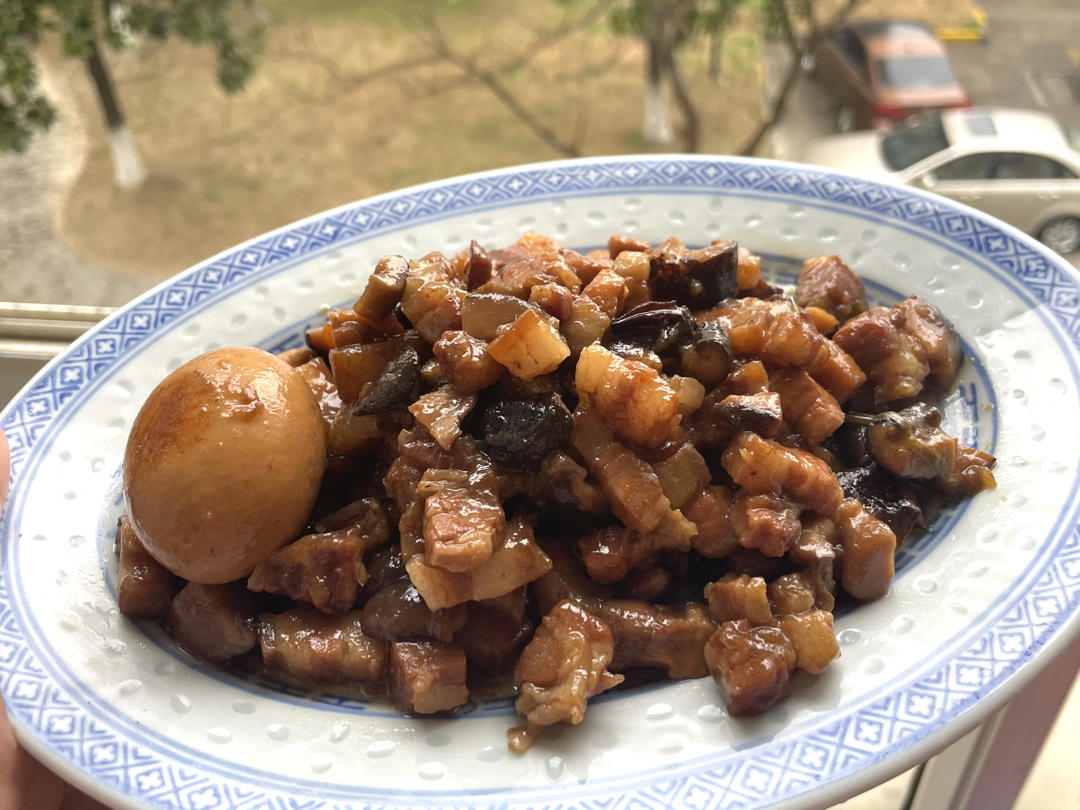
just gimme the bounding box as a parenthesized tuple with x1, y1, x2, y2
(2, 156, 1080, 810)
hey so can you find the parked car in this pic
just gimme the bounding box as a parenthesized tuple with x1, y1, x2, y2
(800, 108, 1080, 254)
(809, 19, 970, 132)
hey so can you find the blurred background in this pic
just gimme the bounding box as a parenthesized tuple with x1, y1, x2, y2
(1, 1, 1079, 807)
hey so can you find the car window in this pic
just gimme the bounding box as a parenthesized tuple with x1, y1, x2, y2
(933, 154, 996, 181)
(985, 153, 1076, 180)
(881, 115, 950, 171)
(830, 29, 868, 76)
(875, 56, 957, 90)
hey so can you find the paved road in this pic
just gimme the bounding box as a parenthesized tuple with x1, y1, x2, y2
(767, 0, 1080, 269)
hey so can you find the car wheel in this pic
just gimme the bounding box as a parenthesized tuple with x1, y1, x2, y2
(1039, 216, 1080, 254)
(836, 105, 855, 133)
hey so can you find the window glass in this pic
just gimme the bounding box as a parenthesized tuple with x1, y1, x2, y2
(881, 115, 949, 170)
(993, 153, 1078, 180)
(875, 56, 957, 90)
(933, 154, 996, 181)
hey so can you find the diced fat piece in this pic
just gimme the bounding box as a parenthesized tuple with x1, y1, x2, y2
(561, 296, 611, 356)
(408, 386, 477, 451)
(432, 330, 502, 392)
(406, 517, 552, 610)
(571, 407, 694, 538)
(117, 515, 177, 619)
(685, 484, 740, 558)
(247, 531, 368, 613)
(260, 608, 387, 683)
(780, 610, 839, 674)
(794, 255, 867, 323)
(423, 484, 503, 572)
(834, 498, 896, 601)
(354, 255, 410, 320)
(480, 255, 581, 297)
(704, 574, 773, 626)
(608, 234, 650, 258)
(360, 580, 466, 642)
(401, 253, 467, 344)
(611, 249, 651, 308)
(669, 374, 705, 414)
(805, 306, 839, 334)
(327, 410, 407, 456)
(461, 293, 532, 342)
(575, 344, 680, 448)
(731, 492, 802, 557)
(650, 443, 711, 510)
(598, 600, 716, 679)
(295, 357, 342, 432)
(704, 619, 796, 716)
(767, 572, 818, 615)
(723, 432, 844, 515)
(717, 359, 770, 395)
(389, 641, 469, 714)
(169, 582, 256, 664)
(560, 247, 611, 285)
(455, 604, 533, 675)
(509, 601, 623, 752)
(581, 267, 628, 318)
(487, 308, 570, 380)
(533, 539, 611, 614)
(698, 297, 789, 356)
(578, 525, 688, 585)
(529, 282, 575, 321)
(770, 368, 844, 446)
(808, 339, 866, 403)
(328, 310, 405, 349)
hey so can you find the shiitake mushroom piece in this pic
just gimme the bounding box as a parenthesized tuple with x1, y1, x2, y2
(646, 238, 738, 311)
(679, 320, 733, 389)
(471, 392, 573, 471)
(835, 463, 925, 542)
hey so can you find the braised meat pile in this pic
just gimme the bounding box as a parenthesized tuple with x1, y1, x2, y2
(116, 231, 996, 751)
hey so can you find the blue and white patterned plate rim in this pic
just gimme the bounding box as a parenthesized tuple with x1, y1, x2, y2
(2, 155, 1079, 810)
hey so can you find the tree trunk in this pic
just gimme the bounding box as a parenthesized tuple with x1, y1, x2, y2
(664, 47, 700, 153)
(643, 37, 674, 144)
(707, 30, 723, 82)
(85, 39, 145, 189)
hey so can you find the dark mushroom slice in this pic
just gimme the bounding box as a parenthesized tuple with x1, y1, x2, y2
(473, 392, 573, 470)
(678, 320, 733, 388)
(647, 237, 739, 311)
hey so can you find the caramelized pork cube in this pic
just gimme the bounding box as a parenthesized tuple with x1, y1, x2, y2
(408, 386, 478, 451)
(779, 610, 839, 674)
(794, 255, 867, 324)
(834, 304, 930, 405)
(400, 252, 467, 343)
(895, 296, 962, 391)
(650, 443, 711, 510)
(735, 246, 762, 291)
(529, 281, 575, 321)
(422, 481, 504, 572)
(389, 641, 469, 714)
(260, 608, 387, 683)
(669, 374, 706, 414)
(808, 339, 866, 402)
(578, 525, 689, 584)
(561, 296, 611, 356)
(685, 484, 740, 558)
(834, 498, 896, 601)
(581, 267, 628, 318)
(723, 432, 844, 515)
(575, 344, 680, 448)
(560, 247, 611, 285)
(607, 234, 650, 257)
(767, 572, 819, 616)
(704, 574, 773, 626)
(731, 492, 802, 557)
(169, 582, 257, 664)
(479, 586, 529, 623)
(480, 255, 581, 298)
(354, 255, 410, 321)
(455, 604, 534, 675)
(487, 307, 570, 380)
(687, 390, 783, 449)
(598, 600, 716, 679)
(864, 404, 996, 498)
(432, 331, 502, 392)
(247, 531, 368, 614)
(533, 539, 611, 614)
(704, 619, 796, 716)
(509, 601, 623, 752)
(117, 515, 177, 619)
(360, 580, 467, 642)
(770, 368, 844, 446)
(327, 409, 407, 456)
(406, 517, 553, 610)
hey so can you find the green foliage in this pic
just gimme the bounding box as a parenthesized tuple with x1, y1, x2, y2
(0, 0, 263, 153)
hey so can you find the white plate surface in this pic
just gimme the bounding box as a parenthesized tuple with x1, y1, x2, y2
(2, 156, 1079, 810)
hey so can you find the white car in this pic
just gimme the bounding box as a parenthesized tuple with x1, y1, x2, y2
(800, 108, 1080, 254)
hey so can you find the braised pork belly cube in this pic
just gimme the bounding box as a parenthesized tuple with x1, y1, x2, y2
(480, 255, 581, 298)
(794, 255, 867, 324)
(767, 572, 819, 616)
(687, 389, 783, 450)
(780, 610, 839, 674)
(581, 268, 628, 318)
(650, 443, 711, 510)
(360, 580, 467, 643)
(895, 296, 962, 392)
(808, 339, 866, 402)
(561, 296, 612, 356)
(770, 368, 844, 446)
(597, 599, 716, 679)
(705, 619, 796, 716)
(247, 531, 369, 614)
(575, 344, 680, 448)
(533, 539, 611, 615)
(260, 608, 387, 683)
(432, 328, 503, 392)
(389, 641, 469, 715)
(735, 246, 762, 291)
(685, 484, 741, 559)
(560, 247, 611, 285)
(722, 432, 844, 516)
(578, 525, 690, 585)
(704, 574, 773, 626)
(529, 282, 575, 321)
(169, 582, 257, 664)
(354, 255, 410, 321)
(730, 491, 803, 558)
(487, 307, 570, 380)
(401, 252, 467, 343)
(117, 515, 177, 619)
(834, 498, 896, 602)
(509, 601, 623, 752)
(455, 604, 534, 675)
(607, 234, 650, 258)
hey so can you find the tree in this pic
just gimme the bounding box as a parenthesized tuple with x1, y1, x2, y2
(0, 1, 262, 188)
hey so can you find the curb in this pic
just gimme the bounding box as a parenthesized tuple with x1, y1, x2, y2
(935, 4, 988, 42)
